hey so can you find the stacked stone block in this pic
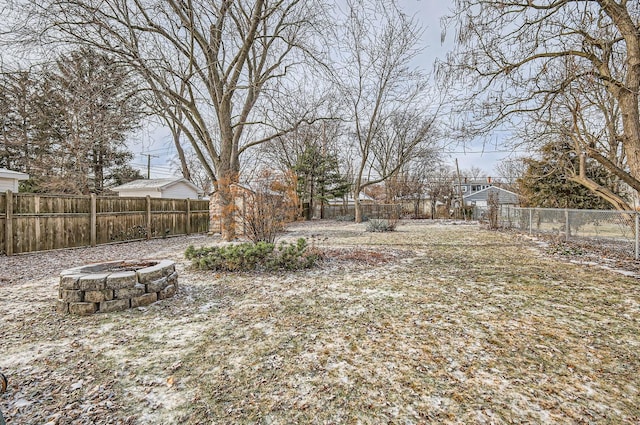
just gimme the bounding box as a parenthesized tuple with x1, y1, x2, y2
(57, 260, 178, 315)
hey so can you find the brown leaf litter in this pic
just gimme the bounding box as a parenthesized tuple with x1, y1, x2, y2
(0, 220, 639, 424)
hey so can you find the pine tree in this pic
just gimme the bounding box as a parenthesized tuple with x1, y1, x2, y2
(518, 140, 623, 209)
(0, 49, 143, 193)
(293, 143, 350, 219)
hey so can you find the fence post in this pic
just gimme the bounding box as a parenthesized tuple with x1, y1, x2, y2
(5, 190, 13, 256)
(565, 208, 570, 241)
(34, 195, 40, 252)
(186, 198, 191, 235)
(146, 195, 152, 240)
(529, 209, 533, 235)
(635, 211, 640, 261)
(90, 194, 97, 247)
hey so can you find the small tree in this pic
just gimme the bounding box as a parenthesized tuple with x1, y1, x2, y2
(425, 166, 456, 219)
(294, 144, 350, 219)
(240, 171, 298, 244)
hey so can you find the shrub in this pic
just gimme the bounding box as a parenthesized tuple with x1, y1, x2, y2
(366, 218, 397, 232)
(270, 238, 322, 271)
(239, 171, 298, 244)
(185, 238, 321, 272)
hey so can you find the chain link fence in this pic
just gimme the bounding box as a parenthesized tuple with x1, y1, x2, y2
(473, 206, 640, 260)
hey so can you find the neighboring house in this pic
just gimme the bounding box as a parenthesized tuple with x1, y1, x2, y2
(463, 186, 520, 208)
(454, 178, 494, 196)
(111, 178, 203, 199)
(0, 168, 29, 192)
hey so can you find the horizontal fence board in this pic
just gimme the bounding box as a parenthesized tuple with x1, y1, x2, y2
(96, 212, 149, 244)
(1, 191, 210, 255)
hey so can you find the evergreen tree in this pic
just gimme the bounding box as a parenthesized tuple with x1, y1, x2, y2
(518, 140, 623, 209)
(0, 49, 143, 194)
(294, 143, 350, 219)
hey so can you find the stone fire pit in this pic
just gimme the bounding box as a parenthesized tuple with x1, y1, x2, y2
(57, 260, 178, 315)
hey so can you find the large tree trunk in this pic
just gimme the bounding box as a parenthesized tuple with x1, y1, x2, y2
(620, 89, 640, 182)
(353, 177, 363, 223)
(217, 173, 237, 241)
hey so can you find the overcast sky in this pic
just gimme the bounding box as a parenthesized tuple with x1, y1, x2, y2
(135, 0, 517, 179)
(400, 0, 521, 176)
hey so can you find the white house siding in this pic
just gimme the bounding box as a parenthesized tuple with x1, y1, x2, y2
(118, 189, 161, 198)
(0, 168, 29, 192)
(0, 179, 19, 192)
(161, 181, 199, 199)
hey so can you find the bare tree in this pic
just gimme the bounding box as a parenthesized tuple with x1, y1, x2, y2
(461, 166, 486, 182)
(335, 0, 436, 222)
(441, 1, 640, 209)
(169, 148, 212, 195)
(424, 165, 455, 219)
(26, 0, 328, 238)
(388, 147, 442, 218)
(494, 158, 526, 193)
(370, 111, 439, 202)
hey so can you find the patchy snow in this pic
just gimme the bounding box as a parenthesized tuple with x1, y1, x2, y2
(1, 222, 639, 423)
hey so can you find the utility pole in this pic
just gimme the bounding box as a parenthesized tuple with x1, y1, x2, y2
(142, 153, 159, 179)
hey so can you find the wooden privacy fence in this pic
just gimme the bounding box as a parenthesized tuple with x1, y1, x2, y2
(0, 191, 210, 255)
(322, 203, 402, 220)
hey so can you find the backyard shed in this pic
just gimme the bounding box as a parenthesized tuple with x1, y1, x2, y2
(111, 178, 203, 199)
(0, 168, 29, 192)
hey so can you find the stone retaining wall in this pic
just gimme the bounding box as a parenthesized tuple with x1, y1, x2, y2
(57, 260, 178, 315)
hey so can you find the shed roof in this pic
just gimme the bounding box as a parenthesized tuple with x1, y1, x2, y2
(112, 178, 203, 193)
(0, 168, 29, 180)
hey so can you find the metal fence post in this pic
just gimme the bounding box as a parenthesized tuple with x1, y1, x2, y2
(565, 208, 570, 241)
(529, 208, 532, 235)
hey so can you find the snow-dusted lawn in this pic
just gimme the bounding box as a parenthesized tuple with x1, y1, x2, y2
(1, 220, 639, 424)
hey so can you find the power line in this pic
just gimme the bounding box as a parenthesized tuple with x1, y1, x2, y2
(140, 153, 160, 179)
(441, 150, 529, 154)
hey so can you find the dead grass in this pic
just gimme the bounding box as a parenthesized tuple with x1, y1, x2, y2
(0, 221, 639, 424)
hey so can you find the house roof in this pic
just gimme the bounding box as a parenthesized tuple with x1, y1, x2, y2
(463, 186, 519, 204)
(0, 168, 29, 180)
(112, 178, 203, 193)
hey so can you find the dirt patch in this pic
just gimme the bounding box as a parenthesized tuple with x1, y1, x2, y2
(0, 221, 639, 424)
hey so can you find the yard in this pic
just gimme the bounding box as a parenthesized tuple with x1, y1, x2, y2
(0, 220, 639, 424)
